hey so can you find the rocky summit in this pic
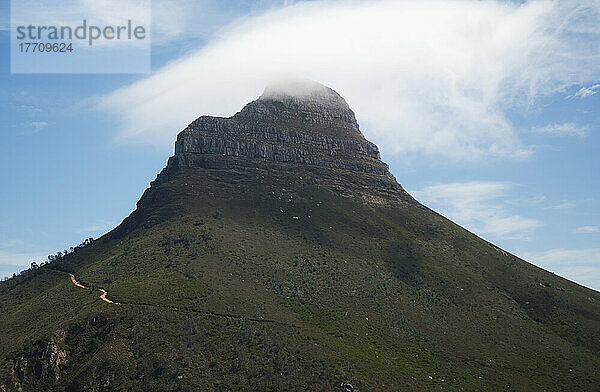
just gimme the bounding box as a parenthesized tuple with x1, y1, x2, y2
(123, 80, 409, 233)
(176, 81, 388, 176)
(1, 81, 599, 392)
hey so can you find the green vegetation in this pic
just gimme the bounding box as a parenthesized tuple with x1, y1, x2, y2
(1, 164, 599, 391)
(4, 84, 597, 391)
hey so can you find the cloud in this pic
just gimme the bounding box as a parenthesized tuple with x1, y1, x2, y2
(0, 251, 47, 279)
(552, 202, 576, 210)
(533, 123, 589, 137)
(17, 105, 42, 112)
(28, 121, 49, 127)
(98, 0, 600, 160)
(529, 195, 547, 205)
(76, 225, 105, 233)
(522, 248, 600, 291)
(411, 181, 542, 240)
(569, 83, 600, 98)
(1, 239, 25, 248)
(0, 251, 47, 265)
(574, 225, 600, 233)
(149, 0, 285, 45)
(76, 221, 114, 234)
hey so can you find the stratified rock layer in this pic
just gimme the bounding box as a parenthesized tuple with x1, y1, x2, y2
(174, 81, 391, 178)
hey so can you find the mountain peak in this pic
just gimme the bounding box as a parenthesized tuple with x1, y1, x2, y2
(232, 79, 359, 137)
(170, 81, 395, 185)
(258, 79, 350, 112)
(121, 82, 406, 233)
(4, 83, 600, 392)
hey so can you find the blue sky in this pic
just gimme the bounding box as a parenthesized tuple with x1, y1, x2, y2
(1, 0, 599, 290)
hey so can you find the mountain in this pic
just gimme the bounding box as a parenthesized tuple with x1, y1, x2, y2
(1, 81, 599, 392)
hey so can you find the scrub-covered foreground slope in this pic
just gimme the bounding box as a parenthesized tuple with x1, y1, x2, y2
(1, 81, 599, 391)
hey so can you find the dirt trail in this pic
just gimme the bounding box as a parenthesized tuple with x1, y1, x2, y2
(67, 272, 118, 304)
(48, 268, 298, 328)
(69, 273, 87, 289)
(98, 288, 117, 304)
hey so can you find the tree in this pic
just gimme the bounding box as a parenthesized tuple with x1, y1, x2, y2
(30, 262, 38, 269)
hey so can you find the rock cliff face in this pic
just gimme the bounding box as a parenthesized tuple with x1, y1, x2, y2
(173, 80, 391, 177)
(9, 330, 67, 390)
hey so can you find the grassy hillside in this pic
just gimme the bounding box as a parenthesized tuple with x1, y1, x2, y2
(1, 164, 599, 391)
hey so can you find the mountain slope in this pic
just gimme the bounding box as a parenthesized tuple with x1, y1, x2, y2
(1, 81, 599, 392)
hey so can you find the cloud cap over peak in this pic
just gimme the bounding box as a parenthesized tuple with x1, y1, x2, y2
(259, 78, 351, 111)
(99, 0, 600, 159)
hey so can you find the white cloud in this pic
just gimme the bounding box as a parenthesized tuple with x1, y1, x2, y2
(529, 195, 547, 205)
(17, 105, 42, 112)
(411, 181, 542, 240)
(148, 0, 225, 44)
(522, 248, 600, 291)
(533, 122, 589, 137)
(506, 194, 547, 206)
(552, 202, 576, 210)
(28, 121, 49, 127)
(76, 221, 114, 234)
(569, 83, 600, 98)
(0, 251, 47, 279)
(98, 0, 600, 160)
(574, 225, 600, 233)
(573, 87, 596, 98)
(150, 0, 287, 45)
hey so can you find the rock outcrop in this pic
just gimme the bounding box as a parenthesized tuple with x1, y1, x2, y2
(173, 80, 391, 177)
(8, 330, 67, 391)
